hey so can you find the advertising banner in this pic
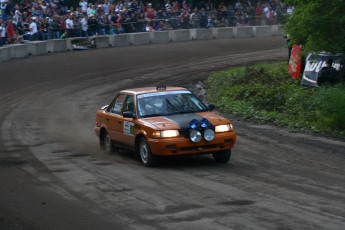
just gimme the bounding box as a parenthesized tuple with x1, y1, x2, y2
(301, 52, 343, 87)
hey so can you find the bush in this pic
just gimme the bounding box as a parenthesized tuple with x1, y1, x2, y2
(206, 62, 345, 137)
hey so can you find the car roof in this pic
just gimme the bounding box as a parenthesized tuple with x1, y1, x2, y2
(120, 86, 189, 95)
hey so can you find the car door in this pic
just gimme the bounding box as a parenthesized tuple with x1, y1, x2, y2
(104, 93, 127, 145)
(118, 94, 136, 149)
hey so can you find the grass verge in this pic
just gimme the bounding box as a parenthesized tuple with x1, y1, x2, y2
(206, 62, 345, 138)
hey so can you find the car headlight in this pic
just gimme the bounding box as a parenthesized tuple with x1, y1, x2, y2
(215, 124, 233, 132)
(152, 130, 179, 138)
(203, 128, 215, 141)
(189, 129, 202, 142)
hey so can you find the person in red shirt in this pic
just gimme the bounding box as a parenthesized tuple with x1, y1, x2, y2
(255, 3, 263, 25)
(145, 3, 155, 27)
(6, 18, 15, 44)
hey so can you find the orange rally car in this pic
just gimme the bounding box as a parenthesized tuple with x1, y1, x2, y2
(95, 86, 236, 166)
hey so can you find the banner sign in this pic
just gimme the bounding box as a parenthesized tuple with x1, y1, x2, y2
(301, 52, 343, 87)
(71, 37, 96, 50)
(288, 44, 303, 80)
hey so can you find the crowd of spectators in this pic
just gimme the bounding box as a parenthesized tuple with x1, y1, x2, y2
(0, 0, 294, 46)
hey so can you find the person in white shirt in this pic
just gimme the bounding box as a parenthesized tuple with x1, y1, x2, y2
(79, 0, 88, 13)
(14, 4, 22, 22)
(80, 13, 88, 37)
(0, 18, 6, 46)
(29, 17, 38, 41)
(65, 14, 74, 37)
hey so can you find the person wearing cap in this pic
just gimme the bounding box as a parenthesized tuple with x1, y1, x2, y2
(145, 2, 155, 27)
(65, 13, 74, 37)
(28, 17, 38, 41)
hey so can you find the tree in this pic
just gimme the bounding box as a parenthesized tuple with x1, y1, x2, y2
(284, 0, 345, 54)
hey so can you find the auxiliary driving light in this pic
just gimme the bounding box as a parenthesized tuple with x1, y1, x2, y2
(189, 119, 199, 129)
(189, 129, 202, 142)
(200, 118, 210, 128)
(203, 128, 215, 141)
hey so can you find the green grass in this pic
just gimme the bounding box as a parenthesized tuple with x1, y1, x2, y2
(206, 62, 345, 137)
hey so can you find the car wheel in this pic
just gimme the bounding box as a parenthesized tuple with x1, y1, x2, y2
(103, 132, 116, 154)
(139, 137, 157, 167)
(212, 150, 232, 163)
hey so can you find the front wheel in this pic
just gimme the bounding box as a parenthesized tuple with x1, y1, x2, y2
(212, 150, 232, 163)
(139, 137, 158, 167)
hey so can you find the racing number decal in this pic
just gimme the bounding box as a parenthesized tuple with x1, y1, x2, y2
(123, 121, 134, 135)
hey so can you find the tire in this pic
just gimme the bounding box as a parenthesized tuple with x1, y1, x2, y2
(103, 131, 116, 154)
(212, 150, 232, 163)
(139, 137, 157, 167)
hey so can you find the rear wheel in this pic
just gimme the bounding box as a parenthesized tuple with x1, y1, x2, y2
(102, 131, 116, 154)
(212, 150, 232, 163)
(139, 137, 158, 167)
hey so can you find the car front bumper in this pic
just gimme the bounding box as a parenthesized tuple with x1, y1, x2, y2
(147, 131, 236, 156)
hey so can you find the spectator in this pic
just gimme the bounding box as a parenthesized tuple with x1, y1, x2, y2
(0, 18, 5, 46)
(190, 8, 200, 28)
(88, 14, 98, 35)
(39, 17, 49, 40)
(114, 12, 123, 34)
(97, 12, 106, 35)
(255, 2, 263, 25)
(59, 29, 67, 39)
(145, 3, 155, 27)
(4, 0, 14, 19)
(16, 17, 24, 38)
(51, 15, 61, 39)
(79, 0, 87, 14)
(65, 13, 74, 37)
(317, 58, 340, 86)
(28, 17, 38, 41)
(80, 13, 88, 37)
(14, 4, 22, 22)
(6, 17, 14, 43)
(0, 0, 291, 41)
(180, 8, 189, 29)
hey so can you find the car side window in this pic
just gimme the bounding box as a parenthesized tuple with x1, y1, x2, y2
(122, 95, 135, 114)
(107, 94, 126, 115)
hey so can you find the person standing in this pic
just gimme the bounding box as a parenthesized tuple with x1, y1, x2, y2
(6, 17, 14, 43)
(29, 17, 38, 41)
(79, 0, 88, 14)
(0, 18, 6, 46)
(65, 13, 74, 37)
(80, 13, 88, 37)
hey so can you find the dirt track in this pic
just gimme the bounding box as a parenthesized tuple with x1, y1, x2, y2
(1, 37, 345, 230)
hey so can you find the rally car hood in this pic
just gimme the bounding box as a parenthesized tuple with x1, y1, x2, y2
(140, 112, 229, 130)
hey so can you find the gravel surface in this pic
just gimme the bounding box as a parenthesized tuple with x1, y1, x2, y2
(1, 37, 344, 230)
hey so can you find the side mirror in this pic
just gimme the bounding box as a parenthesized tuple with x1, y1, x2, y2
(101, 105, 109, 110)
(208, 104, 215, 111)
(123, 111, 136, 119)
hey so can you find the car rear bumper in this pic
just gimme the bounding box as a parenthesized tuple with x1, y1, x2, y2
(147, 131, 236, 156)
(95, 126, 100, 137)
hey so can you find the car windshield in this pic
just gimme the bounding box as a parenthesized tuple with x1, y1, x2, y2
(137, 90, 208, 117)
